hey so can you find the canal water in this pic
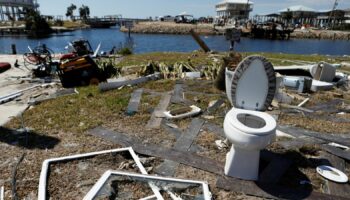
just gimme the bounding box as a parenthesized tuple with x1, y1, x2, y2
(0, 27, 349, 56)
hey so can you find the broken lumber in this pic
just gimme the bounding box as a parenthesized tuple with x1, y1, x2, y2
(156, 118, 205, 176)
(28, 88, 78, 105)
(189, 29, 211, 53)
(125, 88, 144, 116)
(87, 127, 224, 175)
(88, 127, 346, 200)
(278, 125, 350, 147)
(99, 73, 160, 92)
(206, 99, 225, 114)
(145, 92, 172, 129)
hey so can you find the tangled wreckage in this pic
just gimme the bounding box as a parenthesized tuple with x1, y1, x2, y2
(0, 44, 350, 199)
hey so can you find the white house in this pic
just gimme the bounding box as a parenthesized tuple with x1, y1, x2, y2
(0, 0, 39, 21)
(216, 0, 253, 20)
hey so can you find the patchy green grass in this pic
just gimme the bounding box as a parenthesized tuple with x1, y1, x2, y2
(117, 51, 350, 72)
(141, 79, 175, 92)
(117, 52, 214, 67)
(6, 85, 132, 134)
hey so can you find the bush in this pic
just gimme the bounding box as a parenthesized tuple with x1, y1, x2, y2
(117, 47, 133, 56)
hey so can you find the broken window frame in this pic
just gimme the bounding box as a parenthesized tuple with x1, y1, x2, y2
(38, 147, 163, 200)
(83, 170, 212, 200)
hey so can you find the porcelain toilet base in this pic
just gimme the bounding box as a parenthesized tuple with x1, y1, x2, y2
(225, 145, 260, 181)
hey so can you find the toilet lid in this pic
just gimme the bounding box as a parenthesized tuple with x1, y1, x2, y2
(230, 56, 276, 111)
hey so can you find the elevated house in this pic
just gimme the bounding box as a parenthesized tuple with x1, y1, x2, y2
(316, 9, 346, 27)
(345, 9, 350, 24)
(279, 5, 316, 25)
(215, 0, 253, 20)
(0, 0, 39, 21)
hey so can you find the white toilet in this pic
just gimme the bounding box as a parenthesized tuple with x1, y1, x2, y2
(224, 55, 277, 181)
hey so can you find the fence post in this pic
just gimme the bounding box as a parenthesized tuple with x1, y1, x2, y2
(11, 44, 17, 55)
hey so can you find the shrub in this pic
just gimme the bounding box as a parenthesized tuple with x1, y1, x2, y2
(117, 47, 133, 56)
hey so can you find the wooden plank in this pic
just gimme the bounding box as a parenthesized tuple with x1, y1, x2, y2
(216, 176, 349, 200)
(202, 122, 225, 138)
(87, 127, 224, 175)
(156, 118, 205, 176)
(88, 127, 348, 200)
(189, 29, 210, 53)
(206, 99, 225, 114)
(321, 145, 350, 161)
(161, 123, 182, 139)
(125, 88, 143, 116)
(322, 152, 350, 198)
(173, 118, 204, 150)
(99, 73, 160, 92)
(278, 126, 350, 147)
(171, 83, 184, 104)
(155, 160, 179, 176)
(146, 93, 172, 129)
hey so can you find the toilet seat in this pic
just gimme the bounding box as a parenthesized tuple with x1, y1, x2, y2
(229, 56, 276, 111)
(227, 108, 276, 136)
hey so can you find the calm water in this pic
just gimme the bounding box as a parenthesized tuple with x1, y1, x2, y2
(0, 28, 349, 56)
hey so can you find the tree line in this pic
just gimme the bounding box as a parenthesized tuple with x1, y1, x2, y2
(66, 4, 90, 21)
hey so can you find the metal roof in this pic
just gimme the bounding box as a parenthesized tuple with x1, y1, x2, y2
(279, 5, 316, 13)
(217, 0, 253, 5)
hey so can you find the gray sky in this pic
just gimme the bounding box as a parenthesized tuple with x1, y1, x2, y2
(39, 0, 350, 18)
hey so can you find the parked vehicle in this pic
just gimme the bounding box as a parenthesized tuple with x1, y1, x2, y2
(159, 15, 175, 22)
(174, 15, 196, 24)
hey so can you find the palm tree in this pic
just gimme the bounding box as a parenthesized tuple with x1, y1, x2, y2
(66, 4, 77, 21)
(79, 5, 90, 21)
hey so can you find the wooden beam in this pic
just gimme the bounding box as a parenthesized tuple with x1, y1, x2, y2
(146, 92, 172, 129)
(189, 29, 211, 53)
(156, 118, 205, 176)
(278, 126, 350, 147)
(125, 88, 143, 116)
(87, 127, 224, 175)
(88, 127, 348, 200)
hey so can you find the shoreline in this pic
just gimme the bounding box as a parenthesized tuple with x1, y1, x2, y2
(120, 22, 350, 40)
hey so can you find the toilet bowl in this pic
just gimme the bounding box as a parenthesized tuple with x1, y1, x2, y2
(224, 108, 276, 180)
(224, 56, 277, 181)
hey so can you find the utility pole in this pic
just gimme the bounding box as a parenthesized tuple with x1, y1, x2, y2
(330, 0, 339, 29)
(245, 0, 250, 20)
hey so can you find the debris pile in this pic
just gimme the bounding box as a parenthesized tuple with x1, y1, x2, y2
(1, 50, 350, 199)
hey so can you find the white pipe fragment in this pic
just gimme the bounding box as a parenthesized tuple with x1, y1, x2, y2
(0, 186, 4, 200)
(297, 98, 310, 107)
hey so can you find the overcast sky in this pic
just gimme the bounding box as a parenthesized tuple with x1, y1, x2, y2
(39, 0, 350, 18)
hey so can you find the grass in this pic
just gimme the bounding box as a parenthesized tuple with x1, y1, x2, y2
(62, 20, 86, 29)
(117, 52, 214, 67)
(6, 85, 132, 134)
(117, 52, 350, 74)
